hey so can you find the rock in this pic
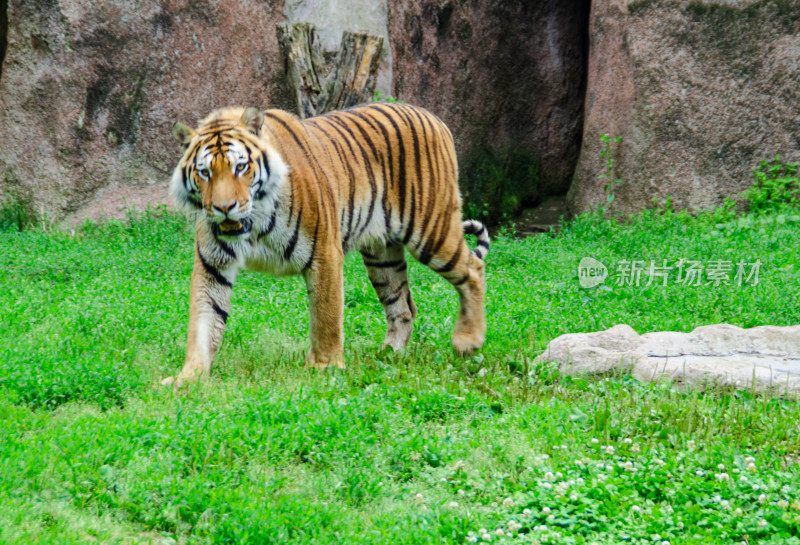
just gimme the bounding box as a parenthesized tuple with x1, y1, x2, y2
(390, 0, 590, 214)
(0, 0, 293, 226)
(568, 0, 800, 216)
(535, 324, 800, 393)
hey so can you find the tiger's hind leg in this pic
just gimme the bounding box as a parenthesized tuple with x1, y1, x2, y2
(361, 244, 417, 351)
(411, 220, 488, 354)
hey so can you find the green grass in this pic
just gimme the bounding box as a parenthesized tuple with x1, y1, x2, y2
(1, 204, 799, 544)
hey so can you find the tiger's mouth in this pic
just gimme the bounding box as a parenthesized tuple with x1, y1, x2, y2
(212, 217, 252, 239)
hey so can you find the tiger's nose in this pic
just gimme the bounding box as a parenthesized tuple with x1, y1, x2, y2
(213, 201, 236, 214)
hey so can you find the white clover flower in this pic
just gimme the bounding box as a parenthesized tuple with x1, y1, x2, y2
(494, 528, 505, 536)
(522, 508, 532, 517)
(546, 514, 555, 522)
(480, 532, 492, 541)
(591, 438, 600, 445)
(490, 502, 498, 508)
(575, 459, 584, 467)
(747, 462, 757, 471)
(479, 528, 487, 535)
(598, 474, 607, 482)
(745, 456, 756, 464)
(739, 476, 748, 482)
(652, 535, 662, 542)
(458, 489, 466, 496)
(631, 505, 641, 513)
(781, 485, 790, 494)
(507, 520, 522, 532)
(542, 454, 550, 460)
(570, 493, 578, 501)
(541, 482, 552, 489)
(677, 521, 684, 529)
(631, 444, 641, 454)
(544, 472, 555, 480)
(413, 493, 425, 504)
(466, 536, 478, 544)
(576, 478, 585, 486)
(661, 541, 670, 545)
(778, 499, 789, 509)
(542, 506, 551, 514)
(502, 497, 514, 508)
(758, 494, 767, 504)
(757, 519, 767, 528)
(687, 440, 696, 449)
(715, 472, 730, 481)
(695, 469, 704, 477)
(533, 524, 548, 532)
(654, 458, 666, 467)
(605, 464, 613, 472)
(623, 438, 633, 444)
(713, 494, 722, 503)
(718, 463, 725, 470)
(555, 471, 564, 479)
(752, 484, 760, 491)
(720, 500, 731, 509)
(605, 445, 615, 455)
(733, 507, 743, 516)
(624, 461, 635, 471)
(447, 501, 460, 509)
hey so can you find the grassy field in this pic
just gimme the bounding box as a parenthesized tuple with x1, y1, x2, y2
(1, 204, 799, 544)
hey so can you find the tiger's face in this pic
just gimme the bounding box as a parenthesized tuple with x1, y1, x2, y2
(170, 107, 287, 242)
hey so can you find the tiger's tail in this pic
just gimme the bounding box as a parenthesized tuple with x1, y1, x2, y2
(462, 220, 490, 260)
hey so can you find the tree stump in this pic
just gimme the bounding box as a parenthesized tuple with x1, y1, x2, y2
(277, 23, 384, 118)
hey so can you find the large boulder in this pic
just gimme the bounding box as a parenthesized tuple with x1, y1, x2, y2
(389, 0, 590, 217)
(535, 324, 800, 393)
(0, 0, 292, 225)
(568, 0, 800, 216)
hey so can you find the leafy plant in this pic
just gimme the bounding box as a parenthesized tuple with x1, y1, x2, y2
(743, 154, 800, 212)
(599, 133, 623, 209)
(372, 91, 403, 103)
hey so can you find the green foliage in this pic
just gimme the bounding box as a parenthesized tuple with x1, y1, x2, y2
(0, 190, 37, 232)
(1, 204, 800, 543)
(743, 155, 800, 212)
(598, 133, 623, 212)
(371, 91, 403, 103)
(461, 146, 541, 224)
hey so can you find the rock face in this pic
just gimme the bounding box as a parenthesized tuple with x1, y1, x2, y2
(0, 0, 292, 225)
(535, 324, 800, 393)
(568, 0, 800, 216)
(0, 0, 590, 225)
(389, 0, 590, 215)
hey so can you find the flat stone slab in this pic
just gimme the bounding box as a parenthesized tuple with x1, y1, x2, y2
(534, 324, 800, 393)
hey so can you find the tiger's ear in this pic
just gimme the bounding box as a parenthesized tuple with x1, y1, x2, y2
(240, 107, 264, 136)
(172, 122, 196, 147)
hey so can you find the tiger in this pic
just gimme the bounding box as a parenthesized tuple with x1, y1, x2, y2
(161, 102, 490, 387)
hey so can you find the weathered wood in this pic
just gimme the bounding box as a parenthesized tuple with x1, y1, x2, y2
(276, 23, 326, 118)
(319, 31, 384, 113)
(277, 23, 384, 118)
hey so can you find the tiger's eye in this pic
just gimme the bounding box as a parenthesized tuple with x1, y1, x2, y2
(198, 169, 210, 179)
(236, 164, 248, 174)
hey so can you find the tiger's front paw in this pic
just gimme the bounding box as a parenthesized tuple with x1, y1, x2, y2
(304, 349, 346, 370)
(160, 367, 208, 391)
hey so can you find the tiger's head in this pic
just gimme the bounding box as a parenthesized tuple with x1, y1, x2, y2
(170, 107, 289, 242)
